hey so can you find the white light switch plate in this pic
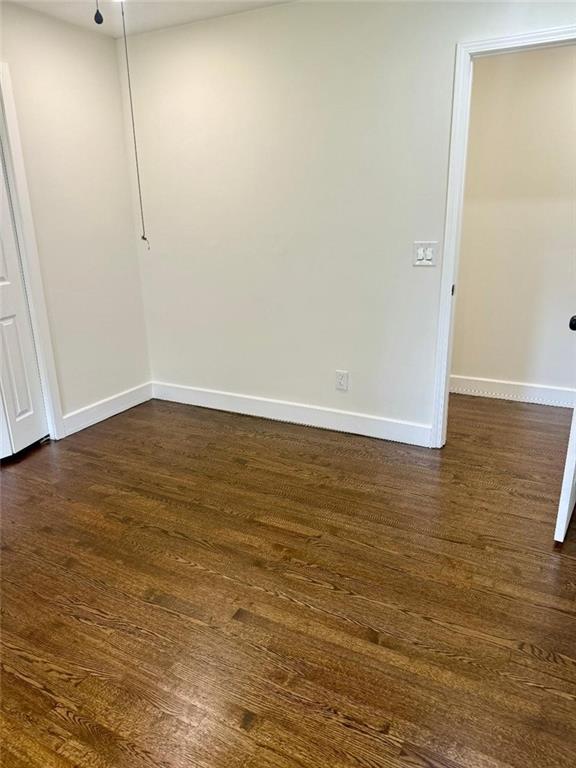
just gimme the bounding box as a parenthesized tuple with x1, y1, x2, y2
(413, 241, 438, 266)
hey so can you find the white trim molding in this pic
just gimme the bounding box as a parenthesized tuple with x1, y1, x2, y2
(152, 382, 432, 447)
(430, 24, 576, 449)
(450, 376, 575, 409)
(63, 383, 152, 437)
(61, 380, 433, 446)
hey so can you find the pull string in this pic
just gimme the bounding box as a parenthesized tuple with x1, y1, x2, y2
(121, 1, 150, 249)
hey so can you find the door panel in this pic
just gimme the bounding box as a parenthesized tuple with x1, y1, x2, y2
(1, 315, 33, 419)
(0, 391, 12, 458)
(0, 137, 48, 453)
(0, 237, 8, 283)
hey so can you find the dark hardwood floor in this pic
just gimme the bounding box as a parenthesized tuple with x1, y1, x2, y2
(1, 394, 575, 768)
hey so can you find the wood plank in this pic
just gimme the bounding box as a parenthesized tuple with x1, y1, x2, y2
(1, 395, 575, 767)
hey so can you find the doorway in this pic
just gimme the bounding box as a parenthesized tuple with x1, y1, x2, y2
(431, 27, 576, 543)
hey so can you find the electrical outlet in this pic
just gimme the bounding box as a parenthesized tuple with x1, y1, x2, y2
(336, 370, 349, 391)
(413, 241, 438, 266)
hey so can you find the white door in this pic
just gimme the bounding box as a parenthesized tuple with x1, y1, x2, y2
(0, 137, 48, 454)
(1, 394, 12, 459)
(555, 411, 576, 542)
(554, 314, 576, 542)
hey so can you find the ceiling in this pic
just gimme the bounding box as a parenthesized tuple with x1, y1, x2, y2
(15, 1, 290, 37)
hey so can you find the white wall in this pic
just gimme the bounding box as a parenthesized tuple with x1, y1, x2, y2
(1, 2, 149, 416)
(2, 2, 575, 444)
(452, 45, 576, 407)
(124, 2, 576, 439)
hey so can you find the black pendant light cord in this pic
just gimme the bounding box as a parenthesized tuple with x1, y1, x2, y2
(121, 1, 150, 249)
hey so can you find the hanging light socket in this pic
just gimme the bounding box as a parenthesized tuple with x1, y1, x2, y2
(94, 1, 103, 24)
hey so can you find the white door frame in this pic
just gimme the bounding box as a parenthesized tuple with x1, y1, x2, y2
(0, 62, 65, 440)
(430, 25, 576, 449)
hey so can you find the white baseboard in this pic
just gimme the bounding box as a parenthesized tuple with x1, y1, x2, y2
(450, 375, 575, 408)
(152, 381, 432, 447)
(60, 380, 433, 447)
(63, 383, 153, 436)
